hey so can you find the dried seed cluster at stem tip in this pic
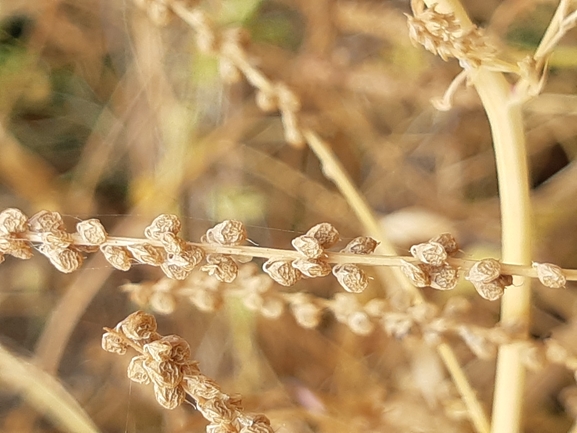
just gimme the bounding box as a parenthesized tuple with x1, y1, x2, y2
(402, 233, 459, 291)
(102, 311, 274, 432)
(406, 0, 496, 67)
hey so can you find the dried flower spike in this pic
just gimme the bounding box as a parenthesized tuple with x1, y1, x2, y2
(533, 262, 566, 289)
(101, 245, 132, 271)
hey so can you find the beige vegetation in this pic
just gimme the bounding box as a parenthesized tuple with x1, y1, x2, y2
(2, 0, 577, 432)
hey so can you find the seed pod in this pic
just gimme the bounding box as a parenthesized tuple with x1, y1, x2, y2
(410, 241, 447, 266)
(347, 311, 374, 336)
(332, 264, 368, 293)
(305, 223, 340, 248)
(202, 220, 246, 246)
(471, 279, 505, 301)
(291, 235, 324, 259)
(341, 236, 379, 255)
(28, 210, 65, 233)
(101, 245, 132, 271)
(290, 301, 322, 329)
(201, 254, 238, 283)
(144, 214, 182, 241)
(46, 248, 83, 273)
(0, 238, 33, 259)
(77, 219, 108, 245)
(429, 262, 459, 291)
(466, 258, 501, 283)
(161, 262, 192, 281)
(400, 259, 430, 287)
(532, 262, 566, 289)
(263, 259, 302, 286)
(429, 233, 459, 256)
(291, 258, 332, 278)
(0, 208, 28, 235)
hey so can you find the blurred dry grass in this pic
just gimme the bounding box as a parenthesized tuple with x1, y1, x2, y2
(1, 0, 577, 432)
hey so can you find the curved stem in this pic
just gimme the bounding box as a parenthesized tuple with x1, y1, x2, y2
(421, 1, 532, 432)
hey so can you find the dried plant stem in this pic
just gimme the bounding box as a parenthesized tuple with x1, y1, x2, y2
(304, 124, 490, 433)
(0, 343, 100, 433)
(420, 1, 532, 432)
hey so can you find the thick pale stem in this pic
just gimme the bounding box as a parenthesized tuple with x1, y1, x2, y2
(421, 1, 532, 432)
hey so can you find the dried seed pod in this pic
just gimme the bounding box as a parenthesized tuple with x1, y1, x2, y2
(381, 312, 413, 339)
(400, 259, 430, 287)
(332, 264, 369, 293)
(77, 219, 108, 245)
(158, 232, 186, 254)
(263, 259, 302, 286)
(128, 243, 164, 266)
(45, 248, 83, 273)
(289, 295, 322, 329)
(167, 245, 205, 268)
(202, 220, 246, 246)
(40, 231, 72, 251)
(471, 279, 506, 301)
(341, 236, 379, 255)
(161, 262, 192, 281)
(429, 262, 459, 291)
(127, 355, 150, 384)
(532, 262, 566, 289)
(101, 331, 128, 355)
(347, 311, 374, 336)
(121, 311, 158, 340)
(305, 222, 340, 248)
(291, 235, 324, 259)
(466, 258, 501, 283)
(153, 383, 185, 410)
(429, 233, 459, 255)
(144, 214, 182, 241)
(28, 210, 65, 232)
(0, 208, 28, 235)
(218, 58, 242, 83)
(291, 258, 332, 278)
(150, 291, 177, 314)
(410, 241, 447, 266)
(101, 245, 132, 271)
(201, 254, 238, 283)
(188, 289, 223, 312)
(0, 238, 33, 259)
(259, 296, 284, 319)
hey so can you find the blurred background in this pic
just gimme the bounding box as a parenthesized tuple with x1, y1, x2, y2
(1, 0, 577, 431)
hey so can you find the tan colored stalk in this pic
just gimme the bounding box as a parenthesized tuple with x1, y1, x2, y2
(421, 1, 531, 432)
(0, 343, 100, 433)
